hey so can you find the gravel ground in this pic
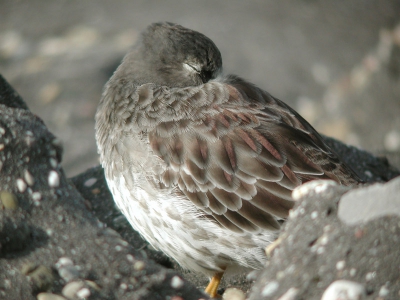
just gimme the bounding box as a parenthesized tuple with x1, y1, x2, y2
(1, 0, 400, 176)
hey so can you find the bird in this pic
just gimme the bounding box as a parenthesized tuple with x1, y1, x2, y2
(95, 22, 361, 298)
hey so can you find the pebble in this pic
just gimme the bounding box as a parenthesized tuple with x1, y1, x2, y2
(58, 264, 80, 283)
(222, 287, 246, 300)
(84, 177, 97, 187)
(336, 261, 346, 271)
(261, 281, 279, 297)
(0, 191, 18, 209)
(379, 285, 390, 297)
(170, 276, 184, 289)
(62, 281, 85, 299)
(277, 287, 299, 300)
(48, 170, 60, 188)
(37, 293, 67, 300)
(349, 268, 357, 277)
(310, 211, 318, 219)
(49, 158, 58, 168)
(76, 287, 90, 299)
(133, 261, 145, 271)
(36, 293, 67, 300)
(24, 169, 35, 186)
(55, 258, 80, 282)
(32, 191, 42, 201)
(365, 271, 376, 281)
(24, 265, 54, 293)
(16, 178, 27, 192)
(321, 280, 365, 300)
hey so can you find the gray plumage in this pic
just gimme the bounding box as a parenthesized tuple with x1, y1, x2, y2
(95, 22, 360, 278)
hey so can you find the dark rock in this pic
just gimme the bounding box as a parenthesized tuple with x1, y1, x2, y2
(0, 76, 208, 300)
(0, 74, 29, 110)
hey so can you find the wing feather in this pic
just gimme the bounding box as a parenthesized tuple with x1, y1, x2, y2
(138, 78, 361, 233)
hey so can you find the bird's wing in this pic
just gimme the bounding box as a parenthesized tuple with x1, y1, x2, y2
(141, 77, 359, 233)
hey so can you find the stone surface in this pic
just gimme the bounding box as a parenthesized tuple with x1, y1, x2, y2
(249, 179, 400, 299)
(0, 78, 207, 300)
(338, 176, 400, 225)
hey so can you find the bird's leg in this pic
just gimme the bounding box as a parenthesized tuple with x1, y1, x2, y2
(205, 271, 224, 298)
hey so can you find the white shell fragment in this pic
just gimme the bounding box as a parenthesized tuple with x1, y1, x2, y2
(84, 178, 97, 187)
(48, 170, 60, 188)
(170, 275, 184, 289)
(277, 288, 299, 300)
(261, 281, 279, 297)
(24, 169, 35, 186)
(16, 178, 27, 193)
(321, 280, 365, 300)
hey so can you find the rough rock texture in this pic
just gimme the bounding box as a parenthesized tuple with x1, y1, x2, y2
(0, 72, 400, 300)
(0, 75, 208, 300)
(249, 179, 400, 300)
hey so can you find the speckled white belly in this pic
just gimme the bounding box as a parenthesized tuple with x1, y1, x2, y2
(105, 168, 276, 277)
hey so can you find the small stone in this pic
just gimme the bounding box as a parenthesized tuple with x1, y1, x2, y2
(49, 158, 58, 168)
(76, 287, 90, 299)
(336, 261, 346, 271)
(24, 170, 35, 186)
(321, 280, 365, 300)
(310, 211, 318, 219)
(170, 276, 184, 289)
(58, 265, 80, 283)
(379, 285, 389, 297)
(16, 178, 27, 193)
(37, 293, 67, 300)
(222, 287, 246, 300)
(85, 280, 101, 291)
(277, 288, 299, 300)
(62, 281, 85, 299)
(349, 268, 356, 277)
(25, 265, 54, 293)
(0, 191, 18, 209)
(119, 283, 128, 290)
(32, 192, 42, 201)
(48, 171, 60, 188)
(56, 257, 73, 268)
(126, 254, 134, 262)
(365, 271, 376, 281)
(133, 261, 145, 271)
(84, 178, 97, 187)
(261, 281, 279, 297)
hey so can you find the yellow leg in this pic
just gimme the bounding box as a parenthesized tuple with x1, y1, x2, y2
(205, 271, 224, 298)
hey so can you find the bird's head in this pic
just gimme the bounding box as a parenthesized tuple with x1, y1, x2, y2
(116, 22, 223, 88)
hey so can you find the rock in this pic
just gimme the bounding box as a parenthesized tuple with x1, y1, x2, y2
(321, 280, 365, 300)
(338, 176, 400, 225)
(249, 180, 400, 299)
(0, 76, 208, 300)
